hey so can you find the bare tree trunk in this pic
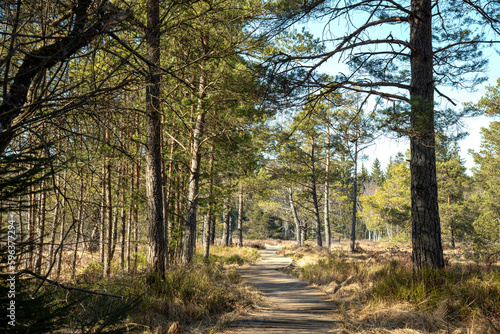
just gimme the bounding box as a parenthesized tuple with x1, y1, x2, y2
(182, 60, 207, 266)
(111, 203, 119, 259)
(228, 215, 233, 245)
(350, 140, 358, 252)
(237, 183, 243, 248)
(410, 0, 444, 274)
(71, 176, 85, 280)
(28, 184, 36, 270)
(145, 0, 166, 276)
(310, 137, 322, 247)
(119, 167, 127, 271)
(47, 176, 60, 272)
(130, 121, 140, 273)
(203, 146, 215, 260)
(165, 135, 176, 247)
(18, 198, 25, 269)
(127, 193, 133, 273)
(210, 215, 216, 245)
(35, 181, 46, 273)
(103, 136, 112, 278)
(55, 185, 66, 279)
(324, 126, 331, 250)
(288, 187, 302, 246)
(174, 176, 183, 263)
(301, 222, 308, 245)
(221, 203, 230, 247)
(99, 162, 106, 264)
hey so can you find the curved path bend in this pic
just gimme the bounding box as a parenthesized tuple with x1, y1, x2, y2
(225, 245, 340, 333)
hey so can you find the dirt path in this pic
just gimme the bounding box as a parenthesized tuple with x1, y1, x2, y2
(224, 245, 340, 333)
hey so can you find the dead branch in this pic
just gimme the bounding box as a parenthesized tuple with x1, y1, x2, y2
(17, 270, 124, 299)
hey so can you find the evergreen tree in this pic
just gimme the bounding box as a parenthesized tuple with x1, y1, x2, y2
(361, 155, 411, 240)
(471, 122, 500, 247)
(271, 0, 499, 274)
(359, 164, 371, 184)
(370, 158, 385, 186)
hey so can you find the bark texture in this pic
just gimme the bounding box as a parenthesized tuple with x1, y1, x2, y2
(310, 137, 323, 247)
(203, 147, 214, 261)
(145, 0, 166, 275)
(409, 0, 444, 274)
(288, 187, 302, 246)
(237, 184, 244, 247)
(324, 126, 331, 250)
(181, 54, 207, 265)
(350, 142, 358, 253)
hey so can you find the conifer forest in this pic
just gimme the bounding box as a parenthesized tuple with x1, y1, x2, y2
(1, 0, 500, 333)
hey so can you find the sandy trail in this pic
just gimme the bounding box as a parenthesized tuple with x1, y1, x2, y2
(224, 245, 340, 333)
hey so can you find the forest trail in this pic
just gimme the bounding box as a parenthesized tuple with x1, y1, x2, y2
(224, 245, 340, 333)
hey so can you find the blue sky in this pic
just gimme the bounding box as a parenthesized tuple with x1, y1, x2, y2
(297, 6, 500, 174)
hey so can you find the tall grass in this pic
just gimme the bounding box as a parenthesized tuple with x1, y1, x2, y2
(4, 245, 260, 333)
(282, 244, 500, 332)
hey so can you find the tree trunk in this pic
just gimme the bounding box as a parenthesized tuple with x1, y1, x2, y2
(55, 188, 66, 279)
(203, 146, 215, 261)
(120, 165, 127, 272)
(310, 137, 322, 247)
(221, 203, 230, 247)
(181, 61, 207, 266)
(28, 184, 36, 270)
(0, 1, 132, 153)
(350, 140, 358, 252)
(99, 160, 106, 264)
(324, 126, 331, 250)
(35, 181, 46, 274)
(210, 215, 216, 245)
(47, 188, 60, 272)
(288, 187, 302, 246)
(71, 176, 85, 280)
(410, 0, 444, 274)
(228, 215, 233, 245)
(127, 191, 133, 273)
(165, 135, 176, 245)
(237, 183, 244, 247)
(145, 0, 166, 276)
(130, 120, 140, 273)
(103, 152, 112, 278)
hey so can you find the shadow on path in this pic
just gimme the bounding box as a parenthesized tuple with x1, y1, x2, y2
(225, 245, 340, 333)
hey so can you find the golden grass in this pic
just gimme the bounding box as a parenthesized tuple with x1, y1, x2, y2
(280, 240, 500, 334)
(12, 242, 263, 333)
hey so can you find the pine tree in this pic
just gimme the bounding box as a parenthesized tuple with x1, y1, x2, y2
(270, 0, 499, 274)
(371, 158, 385, 186)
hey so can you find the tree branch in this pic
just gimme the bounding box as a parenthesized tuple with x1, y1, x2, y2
(17, 270, 124, 299)
(0, 0, 133, 154)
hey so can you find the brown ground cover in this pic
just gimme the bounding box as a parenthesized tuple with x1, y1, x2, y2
(277, 239, 500, 334)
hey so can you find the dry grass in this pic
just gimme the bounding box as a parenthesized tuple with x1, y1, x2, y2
(11, 242, 263, 333)
(279, 239, 500, 334)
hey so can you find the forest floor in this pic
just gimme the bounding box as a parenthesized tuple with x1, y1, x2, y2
(221, 245, 341, 333)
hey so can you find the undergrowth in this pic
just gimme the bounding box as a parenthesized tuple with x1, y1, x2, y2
(281, 243, 500, 333)
(2, 245, 260, 333)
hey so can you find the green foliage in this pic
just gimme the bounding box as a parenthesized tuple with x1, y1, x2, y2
(478, 78, 500, 116)
(361, 156, 411, 233)
(0, 276, 135, 333)
(470, 121, 500, 260)
(245, 202, 283, 239)
(370, 158, 385, 186)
